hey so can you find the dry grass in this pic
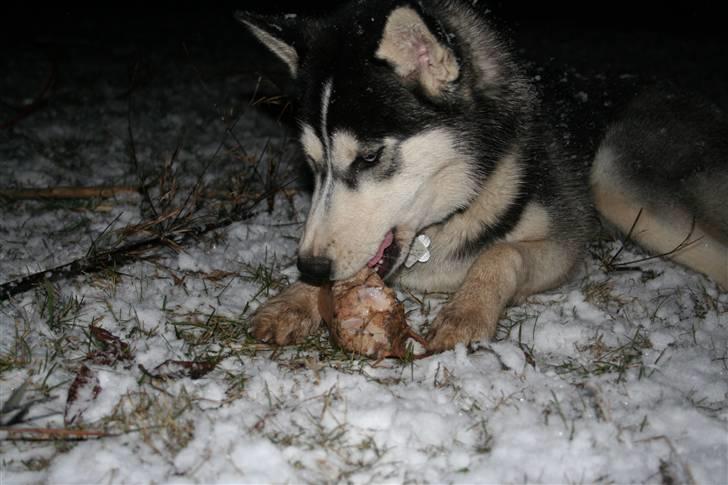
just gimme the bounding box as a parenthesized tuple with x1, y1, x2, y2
(104, 388, 197, 461)
(0, 88, 301, 461)
(2, 95, 726, 484)
(554, 328, 652, 382)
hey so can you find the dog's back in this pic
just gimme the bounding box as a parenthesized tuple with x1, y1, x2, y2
(592, 86, 728, 288)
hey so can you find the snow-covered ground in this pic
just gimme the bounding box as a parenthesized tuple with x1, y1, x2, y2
(1, 14, 727, 485)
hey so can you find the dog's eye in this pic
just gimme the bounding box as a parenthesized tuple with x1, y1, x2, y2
(357, 147, 385, 165)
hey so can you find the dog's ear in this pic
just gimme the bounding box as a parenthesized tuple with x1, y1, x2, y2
(375, 6, 459, 97)
(235, 11, 308, 79)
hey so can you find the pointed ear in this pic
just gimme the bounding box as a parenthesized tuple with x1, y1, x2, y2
(235, 11, 305, 79)
(375, 6, 459, 97)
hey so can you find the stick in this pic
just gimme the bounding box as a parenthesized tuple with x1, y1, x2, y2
(0, 186, 299, 202)
(0, 186, 139, 200)
(0, 427, 110, 440)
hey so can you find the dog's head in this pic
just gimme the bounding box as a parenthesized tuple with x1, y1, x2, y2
(238, 1, 521, 282)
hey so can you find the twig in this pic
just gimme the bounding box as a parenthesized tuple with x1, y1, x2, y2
(0, 426, 110, 441)
(86, 212, 124, 258)
(0, 232, 164, 302)
(0, 184, 297, 203)
(225, 343, 280, 353)
(607, 208, 643, 268)
(0, 186, 138, 200)
(637, 435, 697, 485)
(607, 210, 703, 270)
(169, 105, 244, 229)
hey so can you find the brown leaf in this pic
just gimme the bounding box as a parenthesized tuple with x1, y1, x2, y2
(88, 326, 133, 364)
(139, 359, 217, 381)
(64, 364, 102, 426)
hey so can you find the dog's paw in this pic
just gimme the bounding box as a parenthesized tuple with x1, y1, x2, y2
(426, 301, 498, 353)
(250, 300, 319, 345)
(249, 283, 322, 345)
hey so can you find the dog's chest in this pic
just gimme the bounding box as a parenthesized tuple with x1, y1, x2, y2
(395, 225, 474, 293)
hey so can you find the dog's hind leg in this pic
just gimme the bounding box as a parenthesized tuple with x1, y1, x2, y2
(427, 239, 581, 352)
(249, 281, 323, 345)
(591, 89, 728, 290)
(592, 146, 728, 290)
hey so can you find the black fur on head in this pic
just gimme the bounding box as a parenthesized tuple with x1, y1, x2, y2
(237, 1, 535, 171)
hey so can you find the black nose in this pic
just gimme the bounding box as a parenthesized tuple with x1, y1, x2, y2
(297, 256, 332, 283)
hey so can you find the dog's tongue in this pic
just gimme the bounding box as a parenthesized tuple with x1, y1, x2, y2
(367, 230, 394, 267)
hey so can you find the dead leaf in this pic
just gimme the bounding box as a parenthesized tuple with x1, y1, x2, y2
(64, 364, 101, 425)
(139, 359, 217, 380)
(88, 326, 133, 364)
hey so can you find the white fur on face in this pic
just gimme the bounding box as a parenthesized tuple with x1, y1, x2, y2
(300, 124, 324, 166)
(298, 126, 477, 279)
(299, 79, 338, 257)
(320, 79, 333, 156)
(397, 128, 479, 227)
(331, 131, 359, 171)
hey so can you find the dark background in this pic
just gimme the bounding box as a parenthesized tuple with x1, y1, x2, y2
(2, 1, 726, 139)
(3, 1, 725, 37)
(3, 1, 725, 90)
(3, 1, 725, 30)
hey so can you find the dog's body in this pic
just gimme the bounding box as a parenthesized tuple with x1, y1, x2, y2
(238, 0, 728, 351)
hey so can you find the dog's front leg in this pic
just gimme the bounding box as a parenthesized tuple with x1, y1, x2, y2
(249, 281, 323, 345)
(427, 240, 580, 352)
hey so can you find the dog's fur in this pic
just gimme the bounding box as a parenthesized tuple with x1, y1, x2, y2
(238, 0, 728, 352)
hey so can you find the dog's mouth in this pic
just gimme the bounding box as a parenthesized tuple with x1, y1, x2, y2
(367, 229, 401, 279)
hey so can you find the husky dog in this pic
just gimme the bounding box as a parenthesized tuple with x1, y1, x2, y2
(237, 0, 728, 352)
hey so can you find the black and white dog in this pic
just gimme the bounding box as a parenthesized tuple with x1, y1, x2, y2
(237, 0, 728, 351)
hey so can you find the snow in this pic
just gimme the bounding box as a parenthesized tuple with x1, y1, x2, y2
(1, 14, 727, 485)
